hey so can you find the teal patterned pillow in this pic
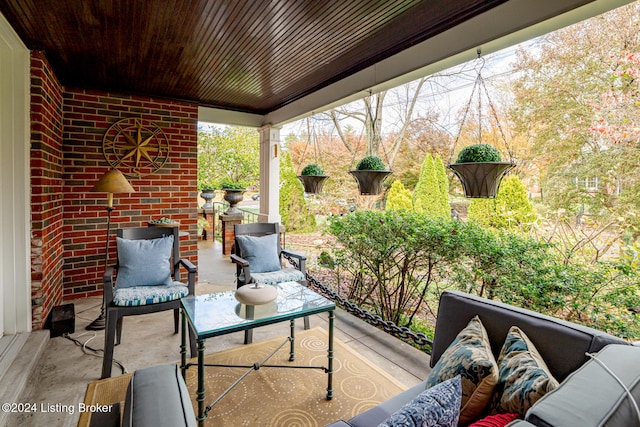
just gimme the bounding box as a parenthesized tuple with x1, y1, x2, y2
(425, 316, 498, 425)
(491, 326, 559, 415)
(378, 376, 462, 427)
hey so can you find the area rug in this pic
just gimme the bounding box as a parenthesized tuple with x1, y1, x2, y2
(79, 327, 407, 426)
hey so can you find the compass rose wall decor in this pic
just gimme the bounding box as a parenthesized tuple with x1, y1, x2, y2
(101, 117, 170, 178)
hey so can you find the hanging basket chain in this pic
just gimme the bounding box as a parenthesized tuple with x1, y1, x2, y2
(450, 72, 482, 163)
(449, 51, 513, 163)
(296, 117, 312, 175)
(481, 80, 514, 161)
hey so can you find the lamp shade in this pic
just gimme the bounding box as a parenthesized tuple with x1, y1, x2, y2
(92, 169, 134, 194)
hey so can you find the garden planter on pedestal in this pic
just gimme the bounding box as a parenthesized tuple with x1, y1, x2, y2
(200, 189, 215, 209)
(349, 170, 391, 195)
(298, 175, 329, 194)
(223, 188, 245, 214)
(448, 162, 515, 198)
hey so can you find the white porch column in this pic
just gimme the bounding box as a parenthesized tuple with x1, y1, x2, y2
(0, 13, 32, 335)
(258, 125, 281, 224)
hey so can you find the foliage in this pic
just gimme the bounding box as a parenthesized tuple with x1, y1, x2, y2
(328, 210, 459, 326)
(412, 154, 449, 218)
(219, 178, 247, 190)
(386, 180, 413, 211)
(356, 155, 387, 171)
(508, 2, 640, 224)
(468, 175, 537, 230)
(325, 211, 640, 340)
(197, 126, 259, 190)
(455, 144, 502, 163)
(197, 217, 210, 231)
(279, 152, 316, 232)
(301, 163, 325, 176)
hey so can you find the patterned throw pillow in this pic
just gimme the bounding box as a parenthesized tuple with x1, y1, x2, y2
(424, 316, 499, 425)
(378, 376, 462, 427)
(491, 326, 559, 415)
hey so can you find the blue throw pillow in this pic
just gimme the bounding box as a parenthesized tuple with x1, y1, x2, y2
(378, 376, 462, 427)
(116, 235, 174, 288)
(235, 234, 282, 273)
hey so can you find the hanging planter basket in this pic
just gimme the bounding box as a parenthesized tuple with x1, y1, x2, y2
(297, 175, 329, 194)
(349, 170, 392, 195)
(448, 162, 514, 198)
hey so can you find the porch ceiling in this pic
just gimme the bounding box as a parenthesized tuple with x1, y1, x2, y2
(0, 0, 632, 126)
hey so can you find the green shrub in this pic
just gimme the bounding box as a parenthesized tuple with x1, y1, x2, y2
(356, 156, 386, 171)
(280, 152, 316, 232)
(317, 250, 335, 269)
(455, 144, 502, 163)
(386, 180, 413, 211)
(468, 175, 537, 230)
(323, 210, 640, 340)
(301, 163, 325, 176)
(413, 154, 449, 218)
(328, 211, 460, 327)
(219, 179, 246, 190)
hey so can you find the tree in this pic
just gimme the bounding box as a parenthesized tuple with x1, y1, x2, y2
(279, 152, 316, 232)
(197, 126, 259, 189)
(326, 78, 427, 168)
(386, 180, 413, 211)
(468, 175, 537, 230)
(413, 154, 449, 218)
(508, 2, 640, 221)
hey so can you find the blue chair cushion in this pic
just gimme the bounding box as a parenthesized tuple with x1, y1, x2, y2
(113, 282, 189, 306)
(116, 235, 174, 288)
(250, 268, 305, 285)
(235, 234, 281, 273)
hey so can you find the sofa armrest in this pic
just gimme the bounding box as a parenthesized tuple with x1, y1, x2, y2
(122, 363, 195, 427)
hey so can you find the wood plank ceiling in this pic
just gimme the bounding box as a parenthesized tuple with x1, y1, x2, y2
(0, 0, 509, 115)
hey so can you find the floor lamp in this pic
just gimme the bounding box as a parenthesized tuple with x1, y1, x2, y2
(86, 169, 134, 330)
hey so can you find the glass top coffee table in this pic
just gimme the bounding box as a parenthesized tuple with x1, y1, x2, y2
(180, 281, 336, 426)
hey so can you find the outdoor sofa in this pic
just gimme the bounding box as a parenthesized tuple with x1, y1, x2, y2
(99, 290, 640, 427)
(327, 290, 639, 427)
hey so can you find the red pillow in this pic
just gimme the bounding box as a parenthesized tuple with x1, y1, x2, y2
(468, 413, 519, 427)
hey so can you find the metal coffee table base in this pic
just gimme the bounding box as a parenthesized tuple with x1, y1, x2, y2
(181, 311, 335, 426)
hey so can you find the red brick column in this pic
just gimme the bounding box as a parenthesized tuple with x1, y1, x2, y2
(220, 213, 243, 255)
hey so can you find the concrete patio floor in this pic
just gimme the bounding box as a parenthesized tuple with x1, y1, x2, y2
(4, 239, 431, 427)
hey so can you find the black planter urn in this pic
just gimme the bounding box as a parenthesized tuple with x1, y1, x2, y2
(297, 175, 329, 194)
(222, 189, 245, 214)
(200, 189, 215, 209)
(348, 170, 391, 195)
(448, 162, 515, 198)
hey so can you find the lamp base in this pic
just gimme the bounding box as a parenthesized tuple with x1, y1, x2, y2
(86, 307, 106, 330)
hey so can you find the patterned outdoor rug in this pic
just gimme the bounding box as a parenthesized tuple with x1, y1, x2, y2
(79, 327, 407, 426)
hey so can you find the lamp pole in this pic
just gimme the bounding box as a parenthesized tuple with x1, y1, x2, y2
(86, 169, 134, 330)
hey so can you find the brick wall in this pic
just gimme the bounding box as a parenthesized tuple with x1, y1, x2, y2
(29, 53, 200, 328)
(61, 90, 199, 300)
(30, 51, 65, 329)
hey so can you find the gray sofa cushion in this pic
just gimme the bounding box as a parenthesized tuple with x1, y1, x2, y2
(123, 363, 196, 427)
(431, 291, 628, 382)
(525, 344, 640, 427)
